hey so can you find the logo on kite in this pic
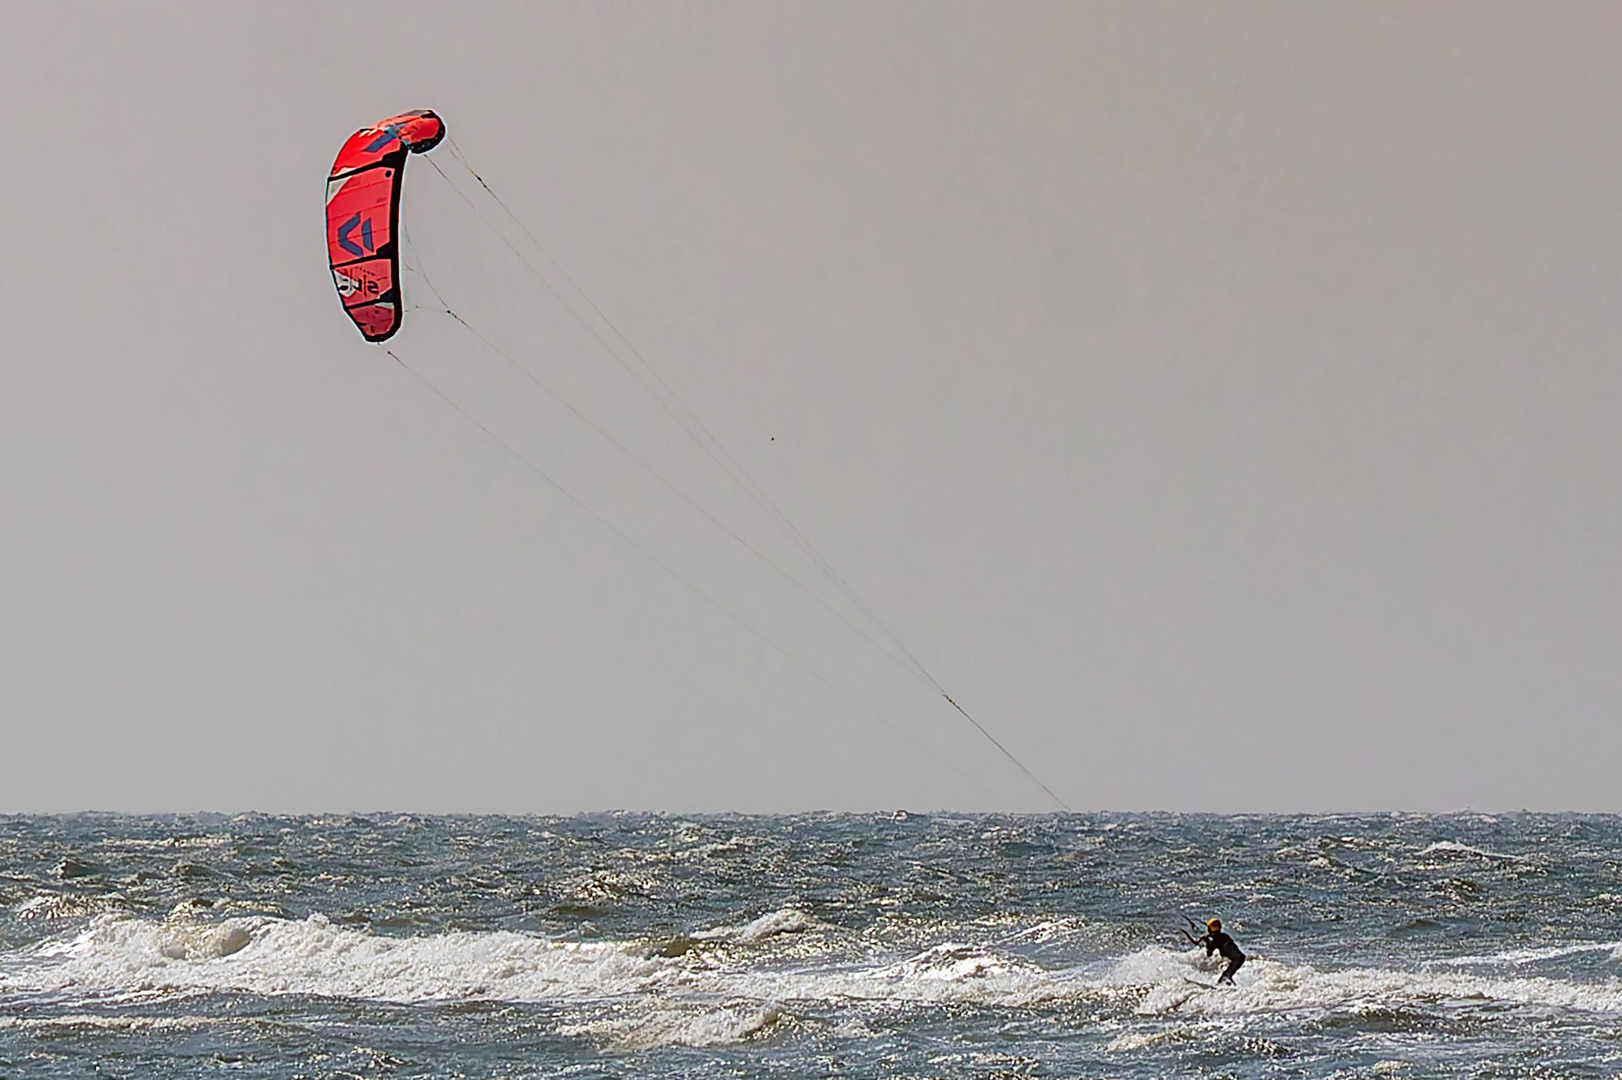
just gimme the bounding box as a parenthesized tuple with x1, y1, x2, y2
(336, 213, 375, 258)
(326, 109, 445, 342)
(363, 124, 403, 154)
(332, 269, 381, 299)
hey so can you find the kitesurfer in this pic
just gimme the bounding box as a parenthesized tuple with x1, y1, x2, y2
(1182, 917, 1245, 985)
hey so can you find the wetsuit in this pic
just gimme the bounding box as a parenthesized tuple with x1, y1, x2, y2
(1196, 930, 1246, 984)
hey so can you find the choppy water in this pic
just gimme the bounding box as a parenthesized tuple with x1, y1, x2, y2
(3, 813, 1621, 1078)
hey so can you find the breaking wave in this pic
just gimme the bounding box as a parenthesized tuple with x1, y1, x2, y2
(1415, 840, 1532, 862)
(8, 910, 1622, 1052)
(1113, 946, 1622, 1018)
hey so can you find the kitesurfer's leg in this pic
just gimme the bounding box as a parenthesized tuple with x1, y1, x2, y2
(1219, 954, 1245, 985)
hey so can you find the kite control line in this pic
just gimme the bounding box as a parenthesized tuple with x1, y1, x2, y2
(326, 110, 1070, 810)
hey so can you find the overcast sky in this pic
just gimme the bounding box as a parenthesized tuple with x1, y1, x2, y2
(2, 3, 1618, 813)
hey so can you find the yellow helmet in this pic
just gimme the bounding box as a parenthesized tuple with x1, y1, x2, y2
(1207, 918, 1222, 932)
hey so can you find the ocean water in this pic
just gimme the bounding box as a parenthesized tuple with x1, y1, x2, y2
(2, 813, 1621, 1078)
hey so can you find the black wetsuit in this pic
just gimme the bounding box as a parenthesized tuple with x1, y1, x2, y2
(1196, 930, 1246, 984)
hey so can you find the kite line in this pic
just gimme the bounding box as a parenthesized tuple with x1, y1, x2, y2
(382, 343, 992, 800)
(323, 110, 1069, 809)
(427, 139, 1070, 811)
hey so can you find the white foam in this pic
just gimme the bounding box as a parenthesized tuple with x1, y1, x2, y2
(693, 908, 823, 943)
(4, 915, 1084, 1013)
(12, 913, 670, 1004)
(1415, 840, 1530, 862)
(0, 1013, 218, 1034)
(1099, 945, 1215, 987)
(1425, 941, 1622, 968)
(1117, 946, 1622, 1017)
(10, 916, 1622, 1044)
(1104, 1025, 1197, 1052)
(732, 942, 1088, 1008)
(560, 1002, 787, 1050)
(11, 894, 123, 922)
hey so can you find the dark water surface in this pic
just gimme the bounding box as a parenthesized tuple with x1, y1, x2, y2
(3, 813, 1621, 1077)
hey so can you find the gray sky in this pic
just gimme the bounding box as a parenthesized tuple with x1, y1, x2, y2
(2, 3, 1618, 813)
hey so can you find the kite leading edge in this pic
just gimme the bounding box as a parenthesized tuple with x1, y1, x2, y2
(326, 110, 446, 342)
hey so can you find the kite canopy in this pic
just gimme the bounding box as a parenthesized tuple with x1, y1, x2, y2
(326, 110, 446, 342)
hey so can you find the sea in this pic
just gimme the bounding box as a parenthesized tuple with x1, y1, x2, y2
(2, 812, 1620, 1079)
